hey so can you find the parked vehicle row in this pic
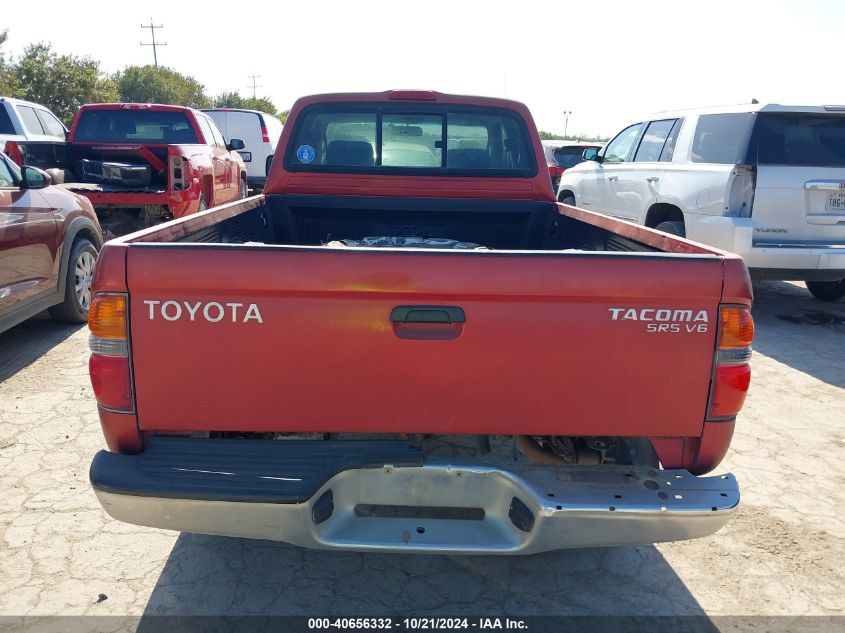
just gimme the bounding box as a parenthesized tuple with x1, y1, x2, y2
(3, 102, 249, 237)
(558, 103, 845, 301)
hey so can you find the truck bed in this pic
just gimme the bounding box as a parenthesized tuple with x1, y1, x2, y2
(106, 194, 738, 439)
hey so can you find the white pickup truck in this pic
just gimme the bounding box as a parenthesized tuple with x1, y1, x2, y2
(558, 103, 845, 301)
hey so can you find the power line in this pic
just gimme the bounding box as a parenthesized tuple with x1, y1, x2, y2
(140, 19, 167, 67)
(248, 73, 262, 99)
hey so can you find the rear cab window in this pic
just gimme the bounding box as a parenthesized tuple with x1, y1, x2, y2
(74, 109, 199, 144)
(750, 113, 845, 167)
(285, 104, 535, 175)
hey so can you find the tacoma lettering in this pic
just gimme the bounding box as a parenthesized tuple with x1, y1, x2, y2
(609, 307, 708, 333)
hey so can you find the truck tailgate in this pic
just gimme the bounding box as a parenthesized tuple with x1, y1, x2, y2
(127, 246, 723, 437)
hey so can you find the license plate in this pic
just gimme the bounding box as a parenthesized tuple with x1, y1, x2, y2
(826, 191, 845, 212)
(238, 151, 252, 163)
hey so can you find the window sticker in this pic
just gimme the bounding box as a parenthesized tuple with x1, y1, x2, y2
(296, 144, 316, 163)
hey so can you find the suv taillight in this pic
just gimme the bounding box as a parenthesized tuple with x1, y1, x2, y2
(89, 293, 133, 412)
(725, 165, 756, 218)
(549, 165, 564, 178)
(261, 126, 270, 143)
(707, 305, 753, 420)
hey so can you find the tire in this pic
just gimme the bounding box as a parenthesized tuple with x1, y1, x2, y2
(655, 220, 686, 238)
(806, 279, 845, 302)
(239, 177, 248, 199)
(560, 195, 576, 206)
(49, 238, 98, 323)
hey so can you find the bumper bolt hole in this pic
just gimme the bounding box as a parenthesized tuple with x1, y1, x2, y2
(416, 526, 425, 534)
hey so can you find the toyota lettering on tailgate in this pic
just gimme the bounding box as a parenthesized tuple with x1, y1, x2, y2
(144, 300, 263, 324)
(609, 307, 709, 333)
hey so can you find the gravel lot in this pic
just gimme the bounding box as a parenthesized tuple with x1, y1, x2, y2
(0, 280, 843, 621)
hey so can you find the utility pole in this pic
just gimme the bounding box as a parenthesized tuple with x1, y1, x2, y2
(140, 19, 166, 67)
(563, 111, 572, 138)
(248, 73, 262, 99)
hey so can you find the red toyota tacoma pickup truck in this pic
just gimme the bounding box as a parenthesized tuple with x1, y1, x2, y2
(4, 103, 247, 235)
(87, 91, 753, 554)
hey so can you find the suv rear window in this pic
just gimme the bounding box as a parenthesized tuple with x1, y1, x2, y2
(691, 113, 751, 164)
(751, 113, 845, 167)
(74, 109, 198, 143)
(286, 104, 535, 175)
(553, 146, 592, 169)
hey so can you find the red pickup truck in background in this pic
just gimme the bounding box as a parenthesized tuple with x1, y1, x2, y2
(5, 103, 247, 235)
(87, 90, 753, 554)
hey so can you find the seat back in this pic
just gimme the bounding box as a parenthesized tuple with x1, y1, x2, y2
(325, 140, 375, 166)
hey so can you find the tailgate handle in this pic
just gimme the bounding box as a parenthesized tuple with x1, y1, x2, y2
(390, 306, 466, 324)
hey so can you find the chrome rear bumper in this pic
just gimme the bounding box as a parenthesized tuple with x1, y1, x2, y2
(93, 460, 739, 554)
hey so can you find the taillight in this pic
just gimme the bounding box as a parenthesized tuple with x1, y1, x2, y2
(4, 141, 23, 166)
(724, 165, 756, 217)
(89, 293, 133, 412)
(261, 126, 270, 143)
(549, 165, 564, 178)
(169, 154, 188, 190)
(707, 305, 754, 420)
(389, 90, 437, 101)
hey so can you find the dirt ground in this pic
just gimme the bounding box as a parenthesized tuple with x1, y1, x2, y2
(0, 280, 843, 622)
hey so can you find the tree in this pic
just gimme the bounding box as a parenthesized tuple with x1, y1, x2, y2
(9, 43, 117, 124)
(115, 65, 211, 109)
(539, 130, 608, 143)
(0, 30, 15, 96)
(213, 91, 247, 108)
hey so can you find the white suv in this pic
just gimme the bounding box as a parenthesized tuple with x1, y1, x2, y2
(0, 97, 68, 145)
(557, 103, 845, 301)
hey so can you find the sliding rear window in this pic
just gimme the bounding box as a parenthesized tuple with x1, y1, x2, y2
(749, 113, 845, 167)
(284, 104, 536, 176)
(74, 109, 198, 144)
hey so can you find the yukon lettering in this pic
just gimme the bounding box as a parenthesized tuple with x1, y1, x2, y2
(144, 300, 263, 324)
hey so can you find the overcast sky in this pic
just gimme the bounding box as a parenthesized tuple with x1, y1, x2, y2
(3, 0, 843, 137)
